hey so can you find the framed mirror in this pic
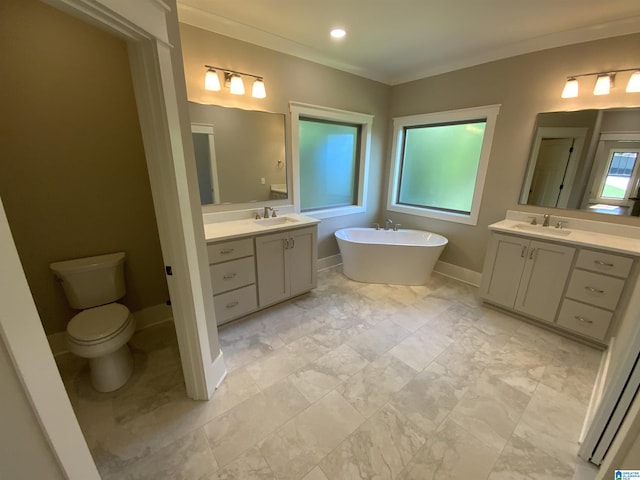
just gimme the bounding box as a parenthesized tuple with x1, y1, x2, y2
(188, 102, 288, 206)
(520, 107, 640, 216)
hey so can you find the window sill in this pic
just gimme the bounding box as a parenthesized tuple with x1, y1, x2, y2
(301, 205, 365, 220)
(387, 203, 478, 225)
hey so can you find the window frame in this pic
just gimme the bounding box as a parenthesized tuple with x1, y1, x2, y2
(290, 102, 373, 219)
(387, 104, 500, 225)
(594, 147, 640, 206)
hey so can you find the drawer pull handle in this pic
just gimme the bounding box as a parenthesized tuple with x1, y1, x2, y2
(594, 260, 614, 267)
(529, 248, 536, 260)
(223, 273, 237, 280)
(225, 301, 239, 309)
(585, 286, 605, 294)
(220, 248, 234, 255)
(521, 246, 527, 258)
(290, 237, 295, 249)
(575, 315, 593, 325)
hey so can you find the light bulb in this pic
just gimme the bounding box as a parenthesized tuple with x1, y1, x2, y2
(252, 78, 266, 98)
(626, 71, 640, 93)
(204, 69, 221, 91)
(593, 74, 611, 95)
(561, 78, 578, 98)
(229, 74, 245, 95)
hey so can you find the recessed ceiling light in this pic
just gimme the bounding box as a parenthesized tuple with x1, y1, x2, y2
(330, 28, 346, 39)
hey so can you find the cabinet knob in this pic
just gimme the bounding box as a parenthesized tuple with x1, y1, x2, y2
(575, 315, 593, 325)
(594, 260, 614, 267)
(585, 286, 605, 294)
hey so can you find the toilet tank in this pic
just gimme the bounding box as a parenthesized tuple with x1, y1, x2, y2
(50, 252, 126, 309)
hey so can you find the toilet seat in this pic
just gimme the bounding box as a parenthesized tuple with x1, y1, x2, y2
(67, 303, 131, 345)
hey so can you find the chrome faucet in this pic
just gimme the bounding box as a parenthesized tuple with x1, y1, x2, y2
(542, 214, 550, 227)
(263, 206, 273, 218)
(384, 218, 393, 230)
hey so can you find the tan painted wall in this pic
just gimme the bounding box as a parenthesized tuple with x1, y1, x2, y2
(0, 0, 169, 335)
(388, 33, 640, 273)
(178, 24, 391, 258)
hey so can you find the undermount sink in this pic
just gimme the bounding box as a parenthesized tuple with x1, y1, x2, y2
(513, 223, 572, 236)
(253, 216, 299, 226)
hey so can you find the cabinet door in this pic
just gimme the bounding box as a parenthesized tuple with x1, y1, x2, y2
(480, 233, 529, 308)
(256, 232, 289, 307)
(515, 240, 575, 322)
(289, 226, 317, 297)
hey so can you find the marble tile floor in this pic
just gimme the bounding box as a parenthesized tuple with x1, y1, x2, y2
(56, 266, 602, 480)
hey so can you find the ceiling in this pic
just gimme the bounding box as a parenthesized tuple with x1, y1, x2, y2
(176, 0, 640, 85)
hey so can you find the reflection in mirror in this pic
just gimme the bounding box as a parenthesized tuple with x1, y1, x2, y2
(520, 107, 640, 216)
(189, 102, 287, 205)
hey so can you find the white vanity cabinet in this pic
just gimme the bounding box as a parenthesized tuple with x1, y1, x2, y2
(255, 226, 317, 308)
(481, 233, 575, 323)
(557, 249, 633, 341)
(206, 222, 318, 325)
(481, 225, 638, 344)
(207, 238, 258, 325)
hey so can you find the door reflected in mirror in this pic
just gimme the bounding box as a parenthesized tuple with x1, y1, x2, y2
(189, 102, 287, 206)
(520, 108, 640, 216)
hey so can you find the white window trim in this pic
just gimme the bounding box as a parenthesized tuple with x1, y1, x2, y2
(387, 104, 500, 226)
(594, 147, 640, 206)
(290, 101, 373, 219)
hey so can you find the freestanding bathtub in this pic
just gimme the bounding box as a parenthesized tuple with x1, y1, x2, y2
(335, 227, 448, 285)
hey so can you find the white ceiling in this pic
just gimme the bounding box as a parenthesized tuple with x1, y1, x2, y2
(177, 0, 640, 85)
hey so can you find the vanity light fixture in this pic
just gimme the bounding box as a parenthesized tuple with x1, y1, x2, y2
(203, 65, 266, 98)
(561, 67, 640, 98)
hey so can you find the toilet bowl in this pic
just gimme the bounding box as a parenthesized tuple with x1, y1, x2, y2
(50, 252, 136, 392)
(67, 303, 136, 392)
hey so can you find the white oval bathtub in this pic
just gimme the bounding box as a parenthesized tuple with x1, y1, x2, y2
(335, 228, 448, 285)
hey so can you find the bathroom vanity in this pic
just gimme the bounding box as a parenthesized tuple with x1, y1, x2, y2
(204, 214, 319, 325)
(480, 211, 640, 345)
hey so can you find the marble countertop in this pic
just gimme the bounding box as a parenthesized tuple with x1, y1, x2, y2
(204, 213, 320, 242)
(489, 219, 640, 256)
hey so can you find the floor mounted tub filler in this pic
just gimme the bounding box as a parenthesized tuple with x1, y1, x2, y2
(335, 227, 448, 285)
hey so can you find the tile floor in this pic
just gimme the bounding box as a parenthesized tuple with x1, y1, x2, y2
(56, 266, 602, 479)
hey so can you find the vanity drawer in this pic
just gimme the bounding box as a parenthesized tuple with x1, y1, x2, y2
(575, 249, 633, 279)
(557, 299, 612, 341)
(207, 238, 254, 264)
(213, 285, 257, 324)
(210, 256, 256, 295)
(565, 269, 624, 311)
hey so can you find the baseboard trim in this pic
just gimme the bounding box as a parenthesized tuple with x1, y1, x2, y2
(317, 254, 342, 271)
(134, 303, 174, 330)
(211, 349, 228, 392)
(47, 303, 174, 357)
(434, 260, 482, 287)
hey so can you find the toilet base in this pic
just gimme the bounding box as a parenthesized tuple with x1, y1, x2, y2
(88, 343, 134, 392)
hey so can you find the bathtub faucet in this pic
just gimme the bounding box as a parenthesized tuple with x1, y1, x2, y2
(384, 218, 394, 230)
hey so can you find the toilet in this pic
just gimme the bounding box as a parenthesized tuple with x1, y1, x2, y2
(50, 252, 136, 392)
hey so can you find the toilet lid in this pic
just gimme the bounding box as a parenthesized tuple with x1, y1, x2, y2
(67, 303, 131, 342)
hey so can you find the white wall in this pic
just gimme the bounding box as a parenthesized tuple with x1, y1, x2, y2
(0, 338, 64, 479)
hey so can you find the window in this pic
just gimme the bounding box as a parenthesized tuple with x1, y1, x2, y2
(290, 102, 373, 219)
(599, 149, 639, 201)
(387, 105, 500, 225)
